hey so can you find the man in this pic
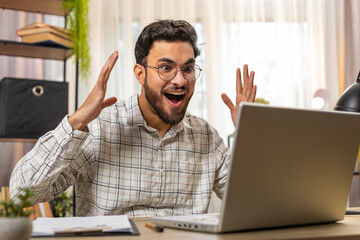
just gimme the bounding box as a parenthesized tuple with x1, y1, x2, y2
(10, 20, 256, 217)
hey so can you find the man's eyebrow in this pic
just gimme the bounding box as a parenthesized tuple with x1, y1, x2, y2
(184, 58, 195, 65)
(157, 58, 175, 64)
(157, 58, 196, 65)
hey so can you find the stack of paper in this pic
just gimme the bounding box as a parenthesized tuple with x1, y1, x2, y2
(32, 215, 133, 237)
(17, 22, 73, 48)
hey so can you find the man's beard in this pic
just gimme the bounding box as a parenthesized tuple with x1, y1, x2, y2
(143, 76, 193, 125)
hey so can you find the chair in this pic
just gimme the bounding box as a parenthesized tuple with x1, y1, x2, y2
(34, 202, 53, 218)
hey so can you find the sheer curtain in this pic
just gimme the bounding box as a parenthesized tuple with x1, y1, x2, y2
(337, 0, 360, 91)
(83, 0, 344, 212)
(204, 0, 339, 140)
(85, 0, 340, 138)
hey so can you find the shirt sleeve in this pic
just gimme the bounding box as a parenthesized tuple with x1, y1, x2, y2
(9, 116, 94, 203)
(212, 135, 231, 199)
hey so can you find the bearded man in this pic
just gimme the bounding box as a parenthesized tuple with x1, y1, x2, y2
(10, 20, 256, 217)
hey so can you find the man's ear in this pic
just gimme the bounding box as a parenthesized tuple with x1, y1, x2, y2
(134, 64, 145, 86)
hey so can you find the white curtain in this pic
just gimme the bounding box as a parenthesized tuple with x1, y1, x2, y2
(202, 0, 339, 140)
(83, 0, 342, 212)
(85, 0, 340, 138)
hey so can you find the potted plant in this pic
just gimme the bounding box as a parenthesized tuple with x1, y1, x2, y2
(255, 97, 270, 104)
(0, 187, 35, 240)
(49, 191, 73, 217)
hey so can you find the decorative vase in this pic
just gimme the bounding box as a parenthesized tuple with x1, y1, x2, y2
(0, 217, 32, 240)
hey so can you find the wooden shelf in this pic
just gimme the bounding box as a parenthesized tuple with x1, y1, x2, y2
(0, 138, 37, 143)
(0, 40, 73, 60)
(0, 0, 66, 16)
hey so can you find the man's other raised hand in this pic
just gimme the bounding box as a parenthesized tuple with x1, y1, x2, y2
(221, 64, 257, 127)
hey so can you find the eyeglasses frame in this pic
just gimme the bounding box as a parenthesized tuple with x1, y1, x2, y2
(142, 63, 202, 82)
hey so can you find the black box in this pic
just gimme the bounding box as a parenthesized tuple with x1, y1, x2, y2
(0, 77, 68, 138)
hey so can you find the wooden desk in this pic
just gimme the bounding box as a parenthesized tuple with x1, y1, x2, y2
(31, 214, 360, 240)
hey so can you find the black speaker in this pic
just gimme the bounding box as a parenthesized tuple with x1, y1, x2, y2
(0, 77, 68, 138)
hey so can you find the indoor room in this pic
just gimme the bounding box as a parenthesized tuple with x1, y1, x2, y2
(0, 0, 360, 239)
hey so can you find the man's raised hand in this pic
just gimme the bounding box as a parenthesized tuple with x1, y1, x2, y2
(221, 64, 257, 127)
(68, 51, 118, 131)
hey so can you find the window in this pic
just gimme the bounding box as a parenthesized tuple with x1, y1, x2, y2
(221, 22, 309, 108)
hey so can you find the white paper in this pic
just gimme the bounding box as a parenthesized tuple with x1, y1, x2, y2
(32, 215, 132, 237)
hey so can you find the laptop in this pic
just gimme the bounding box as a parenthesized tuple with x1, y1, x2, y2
(149, 103, 360, 233)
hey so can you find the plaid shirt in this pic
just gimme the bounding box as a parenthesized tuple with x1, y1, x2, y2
(10, 94, 230, 217)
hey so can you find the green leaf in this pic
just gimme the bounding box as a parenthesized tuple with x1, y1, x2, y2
(1, 187, 34, 217)
(63, 0, 91, 82)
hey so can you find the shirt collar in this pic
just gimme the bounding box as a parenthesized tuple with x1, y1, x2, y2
(126, 94, 147, 126)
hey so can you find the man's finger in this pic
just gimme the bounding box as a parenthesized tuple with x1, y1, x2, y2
(104, 51, 118, 83)
(101, 51, 117, 78)
(236, 68, 242, 97)
(97, 51, 118, 92)
(250, 85, 257, 102)
(97, 65, 109, 91)
(245, 71, 255, 99)
(243, 64, 250, 95)
(101, 97, 118, 109)
(221, 93, 235, 110)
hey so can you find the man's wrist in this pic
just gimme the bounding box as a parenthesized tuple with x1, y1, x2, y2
(68, 115, 88, 132)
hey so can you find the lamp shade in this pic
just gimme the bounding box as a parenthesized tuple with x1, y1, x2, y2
(335, 70, 360, 112)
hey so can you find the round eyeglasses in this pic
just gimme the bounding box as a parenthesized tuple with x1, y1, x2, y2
(143, 63, 202, 82)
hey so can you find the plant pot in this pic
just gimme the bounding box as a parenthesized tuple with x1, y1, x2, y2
(0, 217, 32, 240)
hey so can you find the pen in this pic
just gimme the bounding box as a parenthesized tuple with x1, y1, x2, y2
(145, 222, 164, 232)
(54, 227, 104, 235)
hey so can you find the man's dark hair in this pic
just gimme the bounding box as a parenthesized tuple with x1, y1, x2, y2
(135, 19, 200, 64)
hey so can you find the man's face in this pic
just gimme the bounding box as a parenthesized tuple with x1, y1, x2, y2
(142, 40, 196, 125)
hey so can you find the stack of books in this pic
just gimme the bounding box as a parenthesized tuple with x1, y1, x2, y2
(17, 22, 73, 48)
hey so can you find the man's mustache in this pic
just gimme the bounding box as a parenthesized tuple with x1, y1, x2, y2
(162, 85, 187, 92)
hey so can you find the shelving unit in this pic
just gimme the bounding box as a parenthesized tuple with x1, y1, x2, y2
(0, 0, 79, 215)
(0, 0, 77, 141)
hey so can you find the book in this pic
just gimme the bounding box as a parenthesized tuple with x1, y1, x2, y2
(17, 22, 71, 40)
(21, 32, 73, 48)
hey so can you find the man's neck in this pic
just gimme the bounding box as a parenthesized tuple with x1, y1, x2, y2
(138, 95, 171, 138)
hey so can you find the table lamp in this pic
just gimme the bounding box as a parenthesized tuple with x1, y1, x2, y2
(334, 69, 360, 215)
(335, 70, 360, 112)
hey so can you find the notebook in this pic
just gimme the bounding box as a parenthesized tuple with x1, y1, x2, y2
(149, 103, 360, 233)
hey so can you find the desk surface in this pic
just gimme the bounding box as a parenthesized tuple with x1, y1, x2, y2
(31, 213, 360, 240)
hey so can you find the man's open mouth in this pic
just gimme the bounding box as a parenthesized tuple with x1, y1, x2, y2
(164, 92, 185, 104)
